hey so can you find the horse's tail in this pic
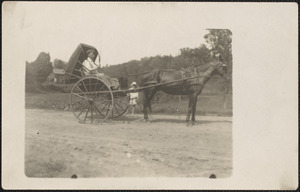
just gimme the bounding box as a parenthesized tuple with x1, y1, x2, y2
(140, 70, 159, 87)
(140, 70, 159, 119)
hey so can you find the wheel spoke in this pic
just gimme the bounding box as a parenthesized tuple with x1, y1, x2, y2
(105, 102, 111, 117)
(90, 104, 93, 123)
(77, 103, 89, 118)
(101, 101, 110, 111)
(92, 80, 101, 96)
(114, 98, 129, 105)
(94, 97, 111, 102)
(89, 78, 91, 92)
(81, 80, 89, 97)
(93, 100, 110, 117)
(113, 104, 120, 115)
(93, 104, 105, 117)
(98, 84, 106, 91)
(94, 100, 109, 112)
(73, 84, 89, 98)
(72, 101, 85, 111)
(72, 92, 88, 100)
(74, 84, 86, 94)
(94, 84, 106, 99)
(114, 101, 126, 111)
(84, 104, 90, 122)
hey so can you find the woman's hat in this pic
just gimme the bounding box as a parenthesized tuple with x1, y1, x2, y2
(86, 49, 96, 55)
(131, 82, 137, 86)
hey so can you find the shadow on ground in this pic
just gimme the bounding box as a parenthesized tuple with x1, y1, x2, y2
(96, 114, 231, 125)
(150, 119, 232, 125)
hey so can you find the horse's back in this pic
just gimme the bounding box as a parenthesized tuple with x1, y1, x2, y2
(141, 70, 161, 86)
(141, 68, 193, 86)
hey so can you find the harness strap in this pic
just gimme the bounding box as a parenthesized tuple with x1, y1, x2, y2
(188, 82, 204, 87)
(194, 67, 199, 83)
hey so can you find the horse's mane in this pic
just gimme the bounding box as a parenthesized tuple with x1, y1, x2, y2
(194, 63, 211, 72)
(154, 60, 221, 74)
(195, 60, 222, 72)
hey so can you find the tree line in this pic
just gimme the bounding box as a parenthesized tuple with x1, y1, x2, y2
(25, 29, 232, 94)
(102, 29, 232, 92)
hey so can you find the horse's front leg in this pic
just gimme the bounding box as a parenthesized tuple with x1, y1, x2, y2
(186, 95, 193, 126)
(143, 101, 149, 121)
(191, 95, 198, 125)
(143, 90, 149, 121)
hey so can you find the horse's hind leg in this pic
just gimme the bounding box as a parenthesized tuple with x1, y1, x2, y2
(143, 87, 156, 121)
(147, 88, 157, 119)
(143, 89, 150, 121)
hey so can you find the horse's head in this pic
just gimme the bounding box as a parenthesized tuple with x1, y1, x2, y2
(211, 60, 228, 78)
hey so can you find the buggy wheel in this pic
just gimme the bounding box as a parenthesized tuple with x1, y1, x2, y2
(108, 92, 130, 118)
(70, 77, 113, 123)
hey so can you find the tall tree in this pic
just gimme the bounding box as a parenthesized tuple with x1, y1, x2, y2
(204, 29, 232, 73)
(175, 45, 212, 69)
(53, 59, 67, 69)
(29, 52, 53, 85)
(204, 29, 232, 108)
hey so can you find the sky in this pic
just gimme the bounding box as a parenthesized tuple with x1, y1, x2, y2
(2, 3, 299, 189)
(5, 2, 210, 66)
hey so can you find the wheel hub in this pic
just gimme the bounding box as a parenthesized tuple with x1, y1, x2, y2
(88, 98, 94, 104)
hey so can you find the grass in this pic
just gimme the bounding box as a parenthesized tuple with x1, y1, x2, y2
(25, 89, 232, 116)
(26, 92, 70, 110)
(148, 94, 232, 116)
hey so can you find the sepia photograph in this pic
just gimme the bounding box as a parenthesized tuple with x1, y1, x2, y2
(2, 2, 298, 190)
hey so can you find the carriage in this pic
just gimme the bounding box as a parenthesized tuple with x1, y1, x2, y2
(65, 43, 134, 123)
(65, 43, 228, 124)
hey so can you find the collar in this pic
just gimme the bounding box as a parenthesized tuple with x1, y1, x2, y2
(87, 57, 94, 63)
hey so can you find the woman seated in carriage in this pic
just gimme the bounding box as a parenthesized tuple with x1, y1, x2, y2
(82, 49, 103, 76)
(82, 49, 119, 89)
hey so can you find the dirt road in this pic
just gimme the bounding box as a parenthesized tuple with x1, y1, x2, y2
(25, 109, 232, 178)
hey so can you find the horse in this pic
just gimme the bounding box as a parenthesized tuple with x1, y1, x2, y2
(140, 60, 228, 125)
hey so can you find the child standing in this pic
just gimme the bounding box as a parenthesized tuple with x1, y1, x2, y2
(128, 82, 139, 114)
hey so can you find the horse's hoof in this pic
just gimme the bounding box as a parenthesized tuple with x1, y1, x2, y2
(144, 119, 152, 123)
(186, 122, 193, 127)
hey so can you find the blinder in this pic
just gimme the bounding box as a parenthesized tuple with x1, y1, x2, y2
(222, 64, 228, 72)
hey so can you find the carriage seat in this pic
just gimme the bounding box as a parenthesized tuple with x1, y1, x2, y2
(81, 70, 120, 90)
(97, 75, 120, 90)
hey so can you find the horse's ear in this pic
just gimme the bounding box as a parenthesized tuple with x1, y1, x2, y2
(215, 60, 224, 67)
(222, 63, 228, 71)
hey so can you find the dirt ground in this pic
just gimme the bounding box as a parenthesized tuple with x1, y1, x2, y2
(25, 109, 232, 178)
